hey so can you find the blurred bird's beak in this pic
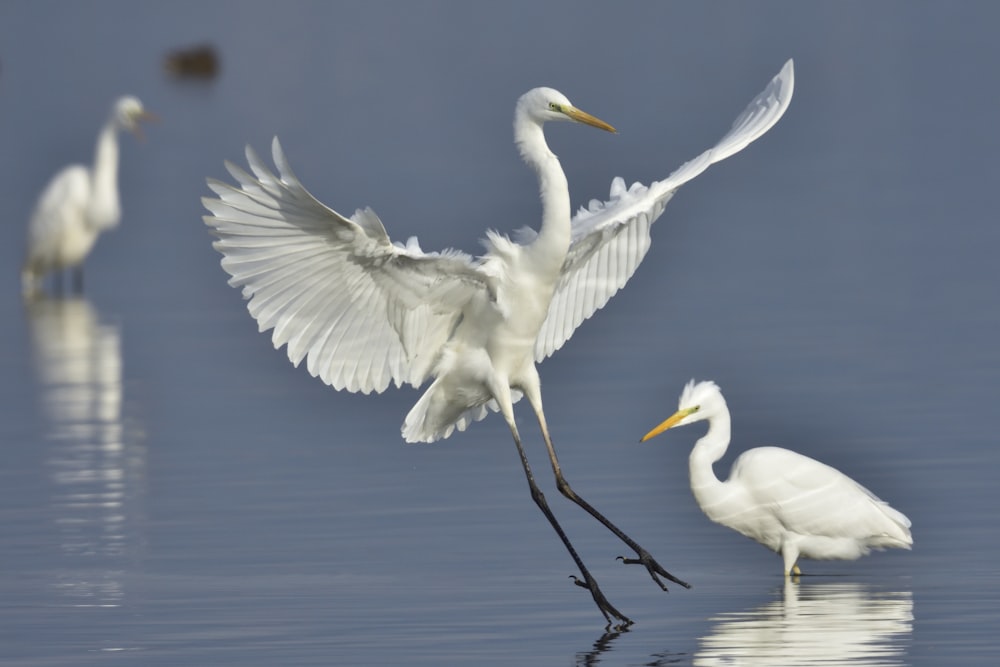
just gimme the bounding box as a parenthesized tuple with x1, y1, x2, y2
(639, 407, 697, 442)
(564, 106, 617, 134)
(131, 110, 159, 142)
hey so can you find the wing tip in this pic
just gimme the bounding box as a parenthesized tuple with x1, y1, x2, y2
(777, 58, 795, 104)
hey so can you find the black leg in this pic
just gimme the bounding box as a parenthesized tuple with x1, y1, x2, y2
(509, 428, 632, 628)
(528, 397, 690, 592)
(554, 470, 691, 590)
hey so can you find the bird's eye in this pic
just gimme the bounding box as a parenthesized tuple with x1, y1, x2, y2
(549, 102, 561, 112)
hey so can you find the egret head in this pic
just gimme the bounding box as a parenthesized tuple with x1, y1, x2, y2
(516, 87, 616, 133)
(640, 380, 723, 442)
(113, 96, 157, 139)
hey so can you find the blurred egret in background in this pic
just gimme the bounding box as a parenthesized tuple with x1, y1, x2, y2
(641, 380, 913, 576)
(22, 96, 155, 295)
(204, 62, 793, 624)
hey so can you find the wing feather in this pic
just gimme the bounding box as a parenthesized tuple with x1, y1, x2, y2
(534, 60, 794, 362)
(204, 137, 493, 395)
(732, 447, 913, 546)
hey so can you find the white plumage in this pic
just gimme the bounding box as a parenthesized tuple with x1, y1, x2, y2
(641, 380, 913, 575)
(22, 96, 154, 295)
(203, 62, 793, 625)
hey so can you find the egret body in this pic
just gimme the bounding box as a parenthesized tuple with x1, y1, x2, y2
(641, 380, 913, 576)
(22, 96, 154, 295)
(204, 62, 794, 624)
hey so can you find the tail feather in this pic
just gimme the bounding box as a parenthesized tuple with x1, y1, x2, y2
(870, 501, 913, 549)
(402, 380, 520, 443)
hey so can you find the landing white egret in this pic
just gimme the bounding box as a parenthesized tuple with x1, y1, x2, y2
(640, 380, 913, 576)
(203, 61, 793, 624)
(22, 96, 155, 295)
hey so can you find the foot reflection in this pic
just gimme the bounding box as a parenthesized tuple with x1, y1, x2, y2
(25, 295, 146, 607)
(696, 580, 913, 666)
(574, 628, 624, 667)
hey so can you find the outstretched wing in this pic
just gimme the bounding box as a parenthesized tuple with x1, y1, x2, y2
(203, 137, 493, 395)
(534, 59, 794, 362)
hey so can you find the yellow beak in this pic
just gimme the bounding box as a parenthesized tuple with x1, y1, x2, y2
(640, 406, 698, 442)
(563, 106, 617, 133)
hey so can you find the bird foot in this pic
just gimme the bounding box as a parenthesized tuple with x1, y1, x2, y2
(617, 550, 692, 591)
(569, 575, 633, 630)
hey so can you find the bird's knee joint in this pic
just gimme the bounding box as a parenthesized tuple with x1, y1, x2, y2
(556, 478, 576, 500)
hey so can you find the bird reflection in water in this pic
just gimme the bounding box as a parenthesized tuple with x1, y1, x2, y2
(25, 295, 145, 607)
(695, 580, 913, 666)
(575, 628, 688, 667)
(574, 627, 625, 667)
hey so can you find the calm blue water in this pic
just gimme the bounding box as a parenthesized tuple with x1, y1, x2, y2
(2, 1, 999, 665)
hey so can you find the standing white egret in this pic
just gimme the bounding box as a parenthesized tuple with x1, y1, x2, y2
(203, 61, 793, 625)
(640, 380, 913, 576)
(22, 96, 155, 295)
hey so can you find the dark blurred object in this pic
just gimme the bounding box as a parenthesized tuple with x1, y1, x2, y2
(164, 44, 219, 79)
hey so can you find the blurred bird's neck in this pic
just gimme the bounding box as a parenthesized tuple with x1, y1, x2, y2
(89, 121, 121, 227)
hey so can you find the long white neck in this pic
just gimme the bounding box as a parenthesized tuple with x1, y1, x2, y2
(88, 118, 122, 230)
(688, 410, 733, 515)
(514, 118, 571, 272)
